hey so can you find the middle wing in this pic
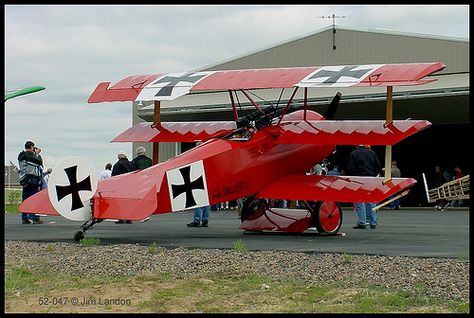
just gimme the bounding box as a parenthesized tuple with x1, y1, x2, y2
(270, 120, 431, 145)
(112, 121, 237, 142)
(257, 175, 416, 203)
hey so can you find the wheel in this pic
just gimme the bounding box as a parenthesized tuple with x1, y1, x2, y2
(313, 201, 343, 235)
(74, 230, 85, 242)
(240, 197, 267, 222)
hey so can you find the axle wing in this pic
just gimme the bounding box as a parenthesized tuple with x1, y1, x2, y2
(256, 175, 416, 203)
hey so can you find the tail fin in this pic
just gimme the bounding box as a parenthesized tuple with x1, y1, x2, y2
(20, 157, 97, 221)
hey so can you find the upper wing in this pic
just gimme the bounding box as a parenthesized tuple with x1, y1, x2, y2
(112, 121, 237, 142)
(88, 62, 445, 103)
(270, 120, 431, 145)
(5, 86, 45, 101)
(256, 175, 416, 203)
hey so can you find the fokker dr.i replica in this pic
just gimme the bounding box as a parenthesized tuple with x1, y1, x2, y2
(19, 62, 446, 241)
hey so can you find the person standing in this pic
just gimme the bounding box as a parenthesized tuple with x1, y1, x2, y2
(389, 161, 401, 210)
(112, 151, 135, 223)
(18, 141, 44, 224)
(34, 147, 52, 190)
(187, 206, 210, 227)
(99, 163, 112, 180)
(327, 165, 341, 176)
(346, 145, 381, 229)
(448, 165, 464, 207)
(186, 141, 210, 227)
(132, 146, 153, 170)
(433, 165, 447, 211)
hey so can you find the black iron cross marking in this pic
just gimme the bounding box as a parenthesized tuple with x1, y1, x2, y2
(171, 165, 205, 208)
(309, 65, 372, 83)
(56, 165, 92, 211)
(152, 72, 208, 97)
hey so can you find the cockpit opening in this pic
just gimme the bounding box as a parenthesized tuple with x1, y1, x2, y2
(223, 127, 255, 142)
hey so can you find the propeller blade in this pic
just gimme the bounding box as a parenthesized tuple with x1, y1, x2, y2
(323, 92, 342, 120)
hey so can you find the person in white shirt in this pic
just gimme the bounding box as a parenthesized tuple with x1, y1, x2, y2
(99, 163, 112, 180)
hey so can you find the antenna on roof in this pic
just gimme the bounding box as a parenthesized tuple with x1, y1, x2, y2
(318, 14, 347, 50)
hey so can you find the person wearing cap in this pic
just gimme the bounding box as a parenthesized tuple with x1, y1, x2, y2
(389, 161, 401, 210)
(346, 145, 382, 229)
(132, 146, 152, 170)
(112, 150, 136, 224)
(18, 140, 44, 224)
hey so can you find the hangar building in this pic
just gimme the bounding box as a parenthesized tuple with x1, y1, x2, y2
(132, 26, 469, 206)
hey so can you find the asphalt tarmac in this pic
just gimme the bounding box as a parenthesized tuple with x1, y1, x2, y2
(4, 208, 469, 258)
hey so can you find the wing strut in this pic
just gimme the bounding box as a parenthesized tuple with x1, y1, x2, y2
(384, 86, 393, 183)
(228, 90, 239, 121)
(303, 87, 308, 121)
(277, 86, 299, 125)
(240, 89, 263, 112)
(152, 101, 161, 164)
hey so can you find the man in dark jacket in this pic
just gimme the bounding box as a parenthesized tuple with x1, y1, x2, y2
(347, 145, 381, 177)
(112, 151, 135, 176)
(112, 150, 135, 223)
(18, 140, 44, 224)
(132, 146, 152, 170)
(347, 145, 381, 229)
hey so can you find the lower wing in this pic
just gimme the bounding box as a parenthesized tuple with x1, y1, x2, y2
(256, 175, 416, 203)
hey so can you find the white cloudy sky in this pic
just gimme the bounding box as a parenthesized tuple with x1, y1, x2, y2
(4, 4, 469, 176)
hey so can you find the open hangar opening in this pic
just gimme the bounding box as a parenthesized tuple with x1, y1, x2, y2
(132, 26, 469, 207)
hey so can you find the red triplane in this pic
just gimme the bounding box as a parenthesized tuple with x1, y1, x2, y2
(19, 62, 446, 241)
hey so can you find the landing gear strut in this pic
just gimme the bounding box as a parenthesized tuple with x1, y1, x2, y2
(240, 197, 267, 222)
(74, 218, 103, 242)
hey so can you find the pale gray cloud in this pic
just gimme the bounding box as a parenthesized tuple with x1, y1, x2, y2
(5, 4, 469, 174)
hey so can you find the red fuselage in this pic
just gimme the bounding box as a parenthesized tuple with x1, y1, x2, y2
(91, 110, 334, 219)
(153, 127, 334, 214)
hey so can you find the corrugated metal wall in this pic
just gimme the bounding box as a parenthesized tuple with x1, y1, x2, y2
(204, 28, 468, 74)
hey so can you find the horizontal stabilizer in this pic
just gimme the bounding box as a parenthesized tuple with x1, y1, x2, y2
(274, 120, 431, 145)
(18, 188, 60, 216)
(112, 121, 237, 142)
(94, 185, 157, 220)
(257, 175, 416, 203)
(92, 171, 159, 220)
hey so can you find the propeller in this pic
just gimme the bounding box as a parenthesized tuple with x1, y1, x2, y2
(323, 92, 342, 120)
(236, 91, 342, 129)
